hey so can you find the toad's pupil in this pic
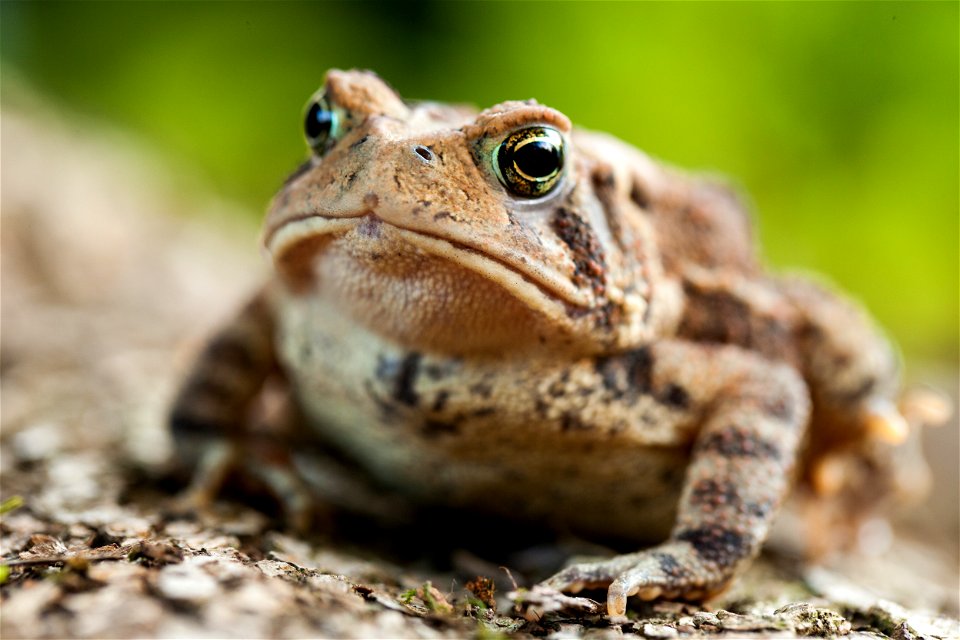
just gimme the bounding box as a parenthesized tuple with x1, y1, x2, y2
(306, 102, 335, 140)
(513, 139, 562, 180)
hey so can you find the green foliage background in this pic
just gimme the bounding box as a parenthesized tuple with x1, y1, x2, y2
(2, 1, 957, 362)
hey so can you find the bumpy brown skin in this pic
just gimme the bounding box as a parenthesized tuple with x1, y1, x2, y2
(171, 70, 911, 617)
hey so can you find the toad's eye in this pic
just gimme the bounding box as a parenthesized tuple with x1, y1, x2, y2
(493, 126, 565, 198)
(304, 93, 340, 154)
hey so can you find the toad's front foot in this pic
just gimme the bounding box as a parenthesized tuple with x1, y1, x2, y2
(541, 344, 811, 617)
(542, 542, 731, 617)
(171, 437, 317, 532)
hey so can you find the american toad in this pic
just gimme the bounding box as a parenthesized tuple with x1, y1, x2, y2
(171, 69, 934, 616)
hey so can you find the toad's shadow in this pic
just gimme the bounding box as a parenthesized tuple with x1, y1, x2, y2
(143, 460, 632, 590)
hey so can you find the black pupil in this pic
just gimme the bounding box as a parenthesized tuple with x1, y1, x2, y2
(513, 139, 561, 179)
(306, 101, 334, 141)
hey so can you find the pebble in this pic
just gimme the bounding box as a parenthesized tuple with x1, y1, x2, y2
(642, 622, 679, 638)
(156, 562, 219, 602)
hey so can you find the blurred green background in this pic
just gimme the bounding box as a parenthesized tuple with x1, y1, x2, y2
(2, 1, 957, 362)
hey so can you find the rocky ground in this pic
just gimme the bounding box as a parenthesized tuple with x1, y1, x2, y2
(1, 103, 957, 639)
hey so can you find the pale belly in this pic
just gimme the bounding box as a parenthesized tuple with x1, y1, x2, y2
(277, 296, 689, 542)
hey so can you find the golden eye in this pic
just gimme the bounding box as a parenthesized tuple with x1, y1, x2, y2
(303, 92, 340, 155)
(493, 126, 565, 198)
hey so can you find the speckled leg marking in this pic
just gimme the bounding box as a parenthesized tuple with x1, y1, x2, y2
(169, 291, 313, 529)
(543, 340, 810, 617)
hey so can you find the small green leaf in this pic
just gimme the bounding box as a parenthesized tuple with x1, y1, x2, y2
(0, 496, 24, 515)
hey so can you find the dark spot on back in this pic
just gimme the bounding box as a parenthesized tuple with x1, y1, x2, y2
(679, 286, 752, 344)
(350, 135, 369, 149)
(678, 282, 792, 362)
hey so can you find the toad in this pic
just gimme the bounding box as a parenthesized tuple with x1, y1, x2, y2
(170, 69, 938, 616)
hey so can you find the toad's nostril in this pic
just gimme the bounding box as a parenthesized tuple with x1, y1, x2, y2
(414, 145, 434, 162)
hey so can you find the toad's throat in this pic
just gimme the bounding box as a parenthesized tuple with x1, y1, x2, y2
(265, 212, 594, 313)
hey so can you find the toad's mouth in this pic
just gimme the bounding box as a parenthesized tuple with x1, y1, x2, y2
(264, 212, 594, 315)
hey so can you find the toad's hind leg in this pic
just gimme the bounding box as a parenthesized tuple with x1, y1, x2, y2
(679, 269, 938, 555)
(169, 290, 313, 529)
(543, 341, 810, 617)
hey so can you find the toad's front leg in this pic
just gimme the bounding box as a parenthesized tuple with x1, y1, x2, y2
(543, 341, 810, 617)
(169, 289, 319, 529)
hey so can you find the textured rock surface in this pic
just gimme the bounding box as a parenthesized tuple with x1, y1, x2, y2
(2, 105, 957, 639)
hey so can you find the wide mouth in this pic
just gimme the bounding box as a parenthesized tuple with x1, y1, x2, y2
(265, 212, 592, 316)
